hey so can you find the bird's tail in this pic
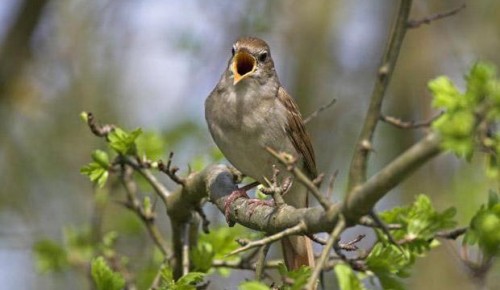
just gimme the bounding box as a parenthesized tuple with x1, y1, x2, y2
(282, 235, 315, 270)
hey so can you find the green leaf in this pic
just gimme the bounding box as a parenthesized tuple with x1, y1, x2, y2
(465, 62, 496, 104)
(466, 191, 500, 256)
(176, 272, 205, 287)
(380, 195, 456, 243)
(239, 281, 271, 290)
(158, 267, 204, 290)
(334, 263, 366, 290)
(33, 240, 68, 273)
(81, 158, 109, 188)
(429, 76, 463, 111)
(429, 62, 500, 165)
(91, 257, 125, 290)
(370, 195, 458, 288)
(366, 244, 408, 290)
(91, 150, 110, 168)
(108, 127, 142, 155)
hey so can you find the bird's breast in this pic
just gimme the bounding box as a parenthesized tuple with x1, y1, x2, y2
(206, 84, 293, 183)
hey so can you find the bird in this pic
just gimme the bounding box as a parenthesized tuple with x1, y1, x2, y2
(205, 37, 316, 270)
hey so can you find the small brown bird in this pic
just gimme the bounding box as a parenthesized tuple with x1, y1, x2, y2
(205, 37, 316, 269)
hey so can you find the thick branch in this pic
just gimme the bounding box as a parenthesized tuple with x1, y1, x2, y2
(344, 132, 441, 221)
(348, 0, 413, 190)
(201, 164, 341, 233)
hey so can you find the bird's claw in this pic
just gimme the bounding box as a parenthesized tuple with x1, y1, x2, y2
(224, 189, 249, 225)
(248, 199, 275, 218)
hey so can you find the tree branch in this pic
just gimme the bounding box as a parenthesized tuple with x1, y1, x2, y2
(407, 3, 466, 29)
(345, 132, 441, 221)
(348, 0, 413, 190)
(305, 215, 345, 290)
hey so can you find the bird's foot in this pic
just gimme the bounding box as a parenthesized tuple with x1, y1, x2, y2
(248, 199, 275, 218)
(224, 188, 249, 225)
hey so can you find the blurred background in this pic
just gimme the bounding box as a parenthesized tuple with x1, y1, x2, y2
(0, 0, 499, 289)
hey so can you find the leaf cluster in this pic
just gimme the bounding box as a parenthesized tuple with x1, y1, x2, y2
(463, 191, 500, 257)
(430, 62, 500, 170)
(364, 195, 455, 289)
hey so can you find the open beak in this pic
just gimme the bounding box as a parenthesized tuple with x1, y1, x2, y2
(231, 51, 256, 85)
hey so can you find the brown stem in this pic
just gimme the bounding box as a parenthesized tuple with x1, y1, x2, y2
(348, 0, 413, 190)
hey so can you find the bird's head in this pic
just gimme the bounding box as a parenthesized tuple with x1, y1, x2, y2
(229, 37, 275, 85)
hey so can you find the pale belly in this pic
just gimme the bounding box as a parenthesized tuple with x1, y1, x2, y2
(210, 113, 293, 184)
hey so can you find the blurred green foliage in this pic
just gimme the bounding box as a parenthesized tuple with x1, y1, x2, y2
(277, 264, 312, 290)
(431, 62, 500, 169)
(463, 191, 500, 257)
(334, 263, 366, 290)
(192, 225, 260, 276)
(329, 195, 458, 290)
(91, 256, 125, 290)
(157, 266, 205, 290)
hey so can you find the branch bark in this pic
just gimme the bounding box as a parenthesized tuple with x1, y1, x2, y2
(348, 0, 413, 190)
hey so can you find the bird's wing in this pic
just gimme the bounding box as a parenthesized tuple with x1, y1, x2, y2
(276, 87, 317, 178)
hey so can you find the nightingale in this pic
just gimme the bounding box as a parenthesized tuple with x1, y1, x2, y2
(205, 37, 316, 270)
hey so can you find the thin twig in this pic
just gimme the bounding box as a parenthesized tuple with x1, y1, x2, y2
(228, 222, 307, 256)
(158, 152, 186, 186)
(123, 157, 170, 205)
(308, 234, 327, 245)
(338, 234, 366, 251)
(255, 243, 271, 280)
(119, 165, 171, 258)
(380, 111, 443, 129)
(369, 211, 404, 253)
(435, 227, 467, 240)
(348, 0, 413, 191)
(266, 147, 333, 210)
(358, 216, 402, 230)
(150, 263, 166, 290)
(86, 112, 115, 137)
(212, 259, 282, 270)
(304, 97, 337, 124)
(305, 215, 346, 290)
(407, 3, 466, 29)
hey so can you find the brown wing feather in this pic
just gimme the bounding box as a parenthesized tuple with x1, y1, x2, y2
(276, 87, 317, 178)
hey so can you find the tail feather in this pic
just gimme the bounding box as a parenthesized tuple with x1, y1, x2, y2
(282, 235, 315, 270)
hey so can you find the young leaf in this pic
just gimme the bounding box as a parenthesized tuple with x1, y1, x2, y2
(81, 151, 109, 188)
(176, 272, 205, 287)
(158, 267, 205, 290)
(91, 256, 125, 290)
(108, 127, 142, 155)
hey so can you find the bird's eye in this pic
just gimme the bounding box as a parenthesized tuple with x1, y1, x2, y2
(231, 45, 236, 56)
(258, 51, 268, 62)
